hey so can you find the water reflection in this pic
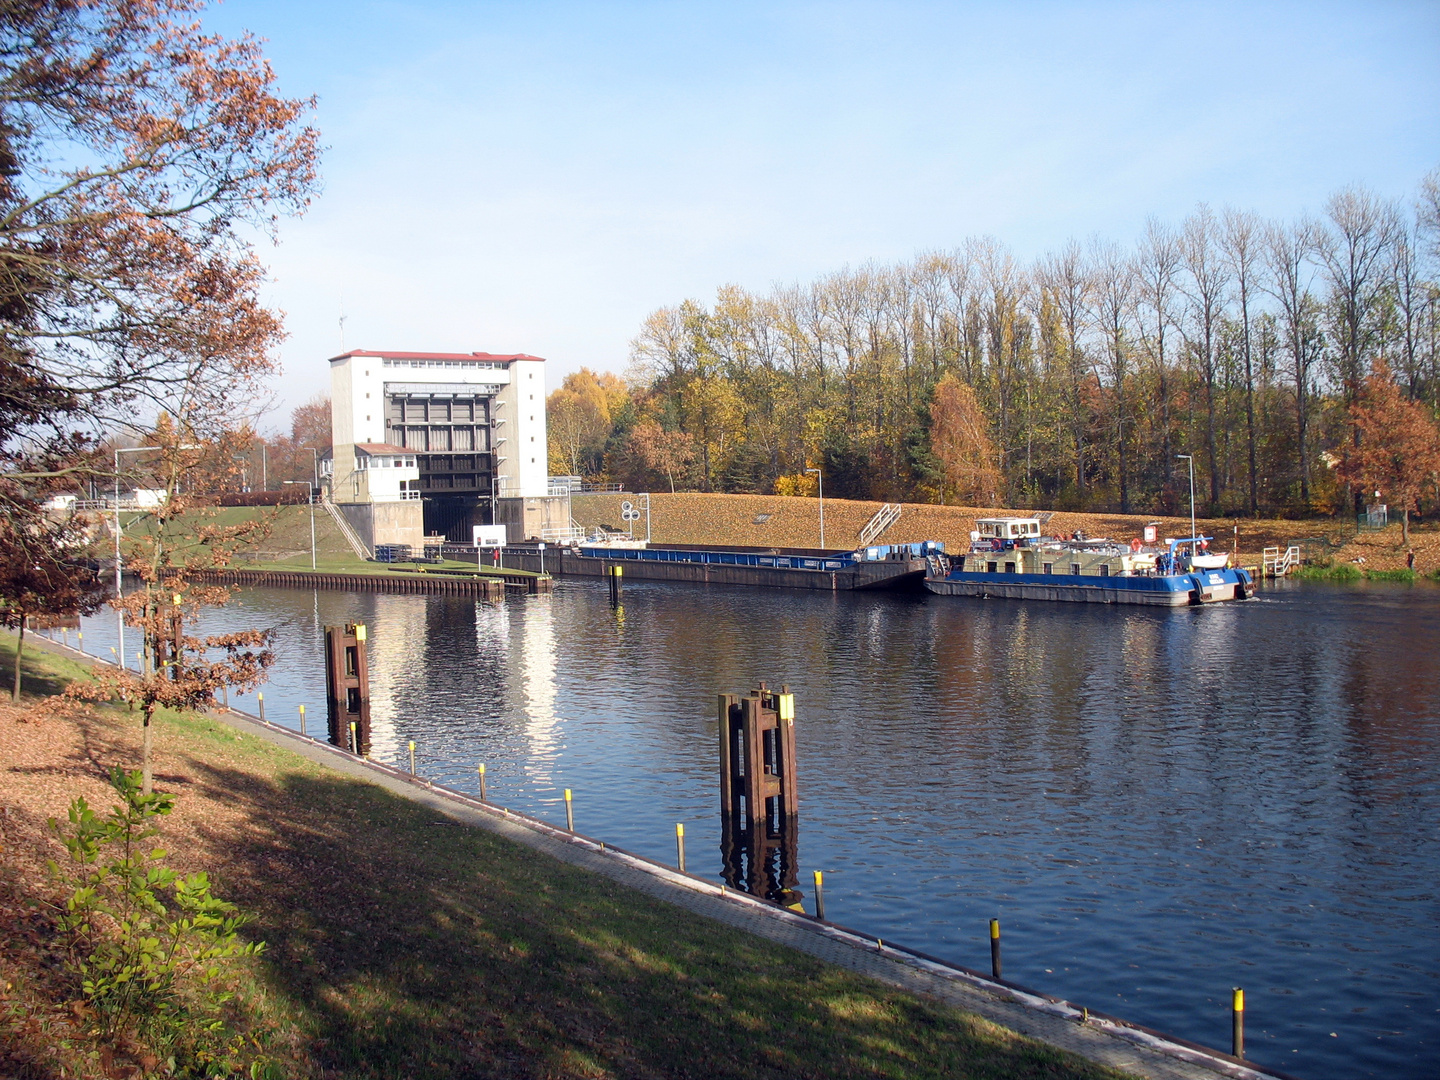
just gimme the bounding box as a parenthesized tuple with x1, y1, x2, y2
(65, 578, 1440, 1080)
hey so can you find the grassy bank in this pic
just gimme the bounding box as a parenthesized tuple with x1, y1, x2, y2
(0, 636, 1129, 1080)
(1291, 564, 1424, 583)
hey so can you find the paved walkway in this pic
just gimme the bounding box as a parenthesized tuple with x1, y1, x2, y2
(28, 634, 1290, 1080)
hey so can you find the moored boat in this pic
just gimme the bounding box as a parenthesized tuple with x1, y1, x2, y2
(923, 517, 1255, 606)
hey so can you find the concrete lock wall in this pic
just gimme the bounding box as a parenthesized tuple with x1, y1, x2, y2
(338, 501, 424, 552)
(495, 495, 569, 543)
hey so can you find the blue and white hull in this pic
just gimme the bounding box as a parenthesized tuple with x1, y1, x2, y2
(924, 566, 1254, 606)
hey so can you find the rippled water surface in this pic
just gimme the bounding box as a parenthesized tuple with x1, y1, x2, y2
(74, 579, 1440, 1079)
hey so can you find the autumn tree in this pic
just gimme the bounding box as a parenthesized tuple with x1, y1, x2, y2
(628, 420, 697, 493)
(0, 0, 317, 784)
(0, 0, 320, 523)
(929, 374, 1000, 505)
(1334, 362, 1440, 545)
(0, 513, 106, 699)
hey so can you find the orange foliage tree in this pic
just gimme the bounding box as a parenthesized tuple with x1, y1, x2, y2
(1334, 362, 1440, 545)
(929, 374, 1001, 505)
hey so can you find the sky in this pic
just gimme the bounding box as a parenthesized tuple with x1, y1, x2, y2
(200, 0, 1440, 430)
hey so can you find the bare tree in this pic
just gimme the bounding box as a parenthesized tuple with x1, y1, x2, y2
(1265, 221, 1323, 507)
(1222, 208, 1265, 514)
(1090, 239, 1136, 512)
(1134, 218, 1183, 496)
(1179, 205, 1232, 508)
(1035, 241, 1093, 499)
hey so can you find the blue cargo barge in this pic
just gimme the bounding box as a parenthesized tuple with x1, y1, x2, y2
(924, 517, 1255, 606)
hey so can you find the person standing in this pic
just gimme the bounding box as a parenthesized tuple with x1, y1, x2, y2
(1407, 549, 1416, 570)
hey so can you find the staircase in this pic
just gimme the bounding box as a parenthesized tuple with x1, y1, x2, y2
(1262, 545, 1301, 578)
(858, 503, 902, 547)
(322, 496, 372, 560)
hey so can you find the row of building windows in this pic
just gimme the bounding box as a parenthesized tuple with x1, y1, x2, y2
(982, 561, 1110, 576)
(381, 358, 504, 370)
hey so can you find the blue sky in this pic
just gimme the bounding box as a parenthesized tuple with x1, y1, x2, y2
(203, 1, 1440, 425)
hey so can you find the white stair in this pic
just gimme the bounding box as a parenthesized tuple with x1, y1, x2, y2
(322, 496, 372, 560)
(1262, 545, 1301, 578)
(859, 503, 902, 546)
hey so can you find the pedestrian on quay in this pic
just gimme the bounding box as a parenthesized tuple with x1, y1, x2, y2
(1407, 549, 1415, 570)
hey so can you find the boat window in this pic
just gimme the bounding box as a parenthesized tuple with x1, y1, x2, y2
(1005, 561, 1016, 573)
(1043, 563, 1052, 574)
(1070, 563, 1081, 575)
(987, 561, 997, 573)
(1099, 564, 1110, 577)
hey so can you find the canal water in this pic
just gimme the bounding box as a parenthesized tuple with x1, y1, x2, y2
(69, 579, 1439, 1080)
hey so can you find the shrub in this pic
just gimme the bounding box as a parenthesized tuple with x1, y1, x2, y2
(1365, 568, 1417, 582)
(48, 767, 265, 1073)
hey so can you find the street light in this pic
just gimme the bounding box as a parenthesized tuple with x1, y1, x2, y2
(283, 480, 316, 570)
(1176, 455, 1196, 542)
(804, 467, 825, 550)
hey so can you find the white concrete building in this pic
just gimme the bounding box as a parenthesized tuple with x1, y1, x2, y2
(328, 349, 567, 549)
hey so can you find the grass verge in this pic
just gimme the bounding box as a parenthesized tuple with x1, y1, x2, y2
(0, 635, 1131, 1080)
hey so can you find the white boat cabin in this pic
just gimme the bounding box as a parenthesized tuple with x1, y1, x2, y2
(974, 517, 1043, 541)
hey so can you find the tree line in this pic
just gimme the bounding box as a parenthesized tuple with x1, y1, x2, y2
(550, 175, 1440, 519)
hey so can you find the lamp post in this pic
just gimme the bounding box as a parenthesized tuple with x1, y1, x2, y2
(1176, 455, 1196, 541)
(284, 480, 316, 570)
(804, 467, 825, 550)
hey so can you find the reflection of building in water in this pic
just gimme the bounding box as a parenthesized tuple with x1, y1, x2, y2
(363, 594, 432, 761)
(511, 597, 561, 771)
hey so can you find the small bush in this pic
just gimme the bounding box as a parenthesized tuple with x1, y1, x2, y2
(48, 767, 266, 1074)
(1365, 568, 1417, 582)
(1292, 563, 1363, 581)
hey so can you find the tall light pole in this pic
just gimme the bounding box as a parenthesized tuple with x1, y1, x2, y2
(804, 467, 825, 550)
(1176, 455, 1196, 541)
(284, 480, 316, 570)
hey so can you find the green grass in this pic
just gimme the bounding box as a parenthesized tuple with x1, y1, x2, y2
(1292, 563, 1363, 581)
(1, 636, 1130, 1080)
(1291, 564, 1425, 583)
(1364, 568, 1418, 582)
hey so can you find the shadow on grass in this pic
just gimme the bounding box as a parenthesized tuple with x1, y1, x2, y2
(1, 636, 74, 700)
(171, 749, 1127, 1080)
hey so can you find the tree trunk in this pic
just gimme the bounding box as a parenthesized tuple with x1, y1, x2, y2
(11, 617, 25, 702)
(142, 702, 156, 795)
(1403, 507, 1410, 547)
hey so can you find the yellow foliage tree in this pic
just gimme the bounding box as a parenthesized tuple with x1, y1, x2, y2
(930, 374, 1001, 505)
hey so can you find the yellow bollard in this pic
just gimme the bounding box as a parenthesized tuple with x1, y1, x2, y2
(349, 720, 357, 754)
(478, 762, 487, 801)
(408, 740, 416, 775)
(990, 918, 1002, 980)
(298, 703, 306, 735)
(1232, 987, 1245, 1059)
(813, 869, 826, 921)
(257, 692, 265, 723)
(675, 823, 686, 872)
(564, 788, 574, 832)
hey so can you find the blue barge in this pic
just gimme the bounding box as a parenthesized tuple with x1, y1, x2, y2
(924, 517, 1255, 606)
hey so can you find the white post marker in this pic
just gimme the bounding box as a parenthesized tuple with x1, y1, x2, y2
(537, 541, 546, 575)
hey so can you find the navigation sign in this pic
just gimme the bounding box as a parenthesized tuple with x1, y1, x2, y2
(621, 508, 640, 521)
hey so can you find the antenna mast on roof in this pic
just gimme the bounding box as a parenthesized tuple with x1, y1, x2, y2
(339, 293, 347, 352)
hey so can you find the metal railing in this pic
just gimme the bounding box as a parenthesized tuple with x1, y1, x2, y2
(859, 503, 902, 546)
(1262, 545, 1301, 577)
(540, 524, 586, 543)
